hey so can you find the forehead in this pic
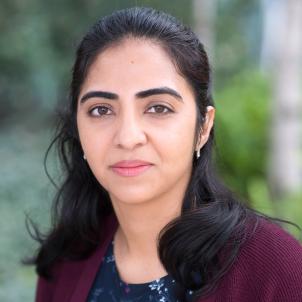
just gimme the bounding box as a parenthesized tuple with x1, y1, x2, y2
(92, 38, 175, 74)
(80, 38, 194, 99)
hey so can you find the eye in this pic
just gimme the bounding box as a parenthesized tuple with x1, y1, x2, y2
(89, 106, 113, 117)
(146, 104, 173, 115)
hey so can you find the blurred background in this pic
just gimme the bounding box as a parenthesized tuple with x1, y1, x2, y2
(0, 0, 301, 300)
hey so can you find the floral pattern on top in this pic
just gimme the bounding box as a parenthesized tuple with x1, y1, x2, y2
(86, 241, 196, 302)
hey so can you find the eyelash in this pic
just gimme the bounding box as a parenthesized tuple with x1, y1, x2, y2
(88, 104, 174, 117)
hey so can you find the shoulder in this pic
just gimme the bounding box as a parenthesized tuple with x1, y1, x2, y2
(218, 216, 302, 301)
(35, 260, 65, 302)
(35, 214, 118, 302)
(239, 217, 302, 273)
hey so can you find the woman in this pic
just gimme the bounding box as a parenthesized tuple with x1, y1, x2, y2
(32, 7, 302, 302)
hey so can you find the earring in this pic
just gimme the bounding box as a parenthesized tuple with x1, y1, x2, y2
(83, 154, 87, 160)
(196, 149, 200, 159)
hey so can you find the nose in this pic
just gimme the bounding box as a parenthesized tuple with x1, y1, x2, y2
(113, 110, 147, 150)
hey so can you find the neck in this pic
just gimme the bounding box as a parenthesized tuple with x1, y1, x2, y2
(108, 175, 190, 283)
(113, 195, 181, 256)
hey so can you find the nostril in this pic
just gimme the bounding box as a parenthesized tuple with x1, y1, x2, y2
(113, 121, 147, 149)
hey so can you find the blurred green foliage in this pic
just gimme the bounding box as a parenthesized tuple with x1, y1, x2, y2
(0, 0, 301, 301)
(215, 70, 270, 197)
(0, 120, 53, 300)
(214, 70, 302, 238)
(0, 0, 192, 121)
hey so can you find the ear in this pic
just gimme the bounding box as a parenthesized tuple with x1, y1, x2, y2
(195, 106, 215, 151)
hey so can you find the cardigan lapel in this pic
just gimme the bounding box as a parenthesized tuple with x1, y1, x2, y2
(53, 215, 118, 302)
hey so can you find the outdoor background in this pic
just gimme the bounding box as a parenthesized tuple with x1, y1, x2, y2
(1, 0, 301, 300)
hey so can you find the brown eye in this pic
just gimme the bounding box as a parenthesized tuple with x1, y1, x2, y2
(147, 105, 173, 115)
(89, 106, 113, 117)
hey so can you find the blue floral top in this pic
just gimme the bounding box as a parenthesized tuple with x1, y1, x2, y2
(87, 241, 195, 302)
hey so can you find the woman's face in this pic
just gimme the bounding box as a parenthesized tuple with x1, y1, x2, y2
(77, 38, 213, 206)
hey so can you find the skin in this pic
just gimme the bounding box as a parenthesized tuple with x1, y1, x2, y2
(77, 38, 215, 283)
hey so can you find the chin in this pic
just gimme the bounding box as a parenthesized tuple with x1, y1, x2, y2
(108, 187, 158, 206)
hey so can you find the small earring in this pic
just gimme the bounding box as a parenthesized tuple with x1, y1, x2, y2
(83, 154, 87, 160)
(196, 149, 200, 159)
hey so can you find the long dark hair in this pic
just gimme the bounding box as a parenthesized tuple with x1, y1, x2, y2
(27, 6, 296, 300)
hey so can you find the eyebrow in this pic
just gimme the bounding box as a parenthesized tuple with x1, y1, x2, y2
(80, 86, 183, 103)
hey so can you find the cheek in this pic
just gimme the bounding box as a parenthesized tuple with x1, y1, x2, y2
(77, 118, 92, 153)
(82, 136, 109, 163)
(164, 132, 195, 163)
(77, 117, 109, 162)
(156, 115, 196, 162)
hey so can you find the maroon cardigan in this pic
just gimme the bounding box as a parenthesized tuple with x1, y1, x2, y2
(35, 216, 302, 302)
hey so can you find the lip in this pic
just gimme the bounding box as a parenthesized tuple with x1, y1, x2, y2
(111, 160, 152, 168)
(110, 160, 153, 177)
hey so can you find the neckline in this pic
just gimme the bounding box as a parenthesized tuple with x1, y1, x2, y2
(108, 240, 173, 286)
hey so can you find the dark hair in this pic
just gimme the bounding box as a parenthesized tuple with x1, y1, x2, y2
(27, 6, 296, 301)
